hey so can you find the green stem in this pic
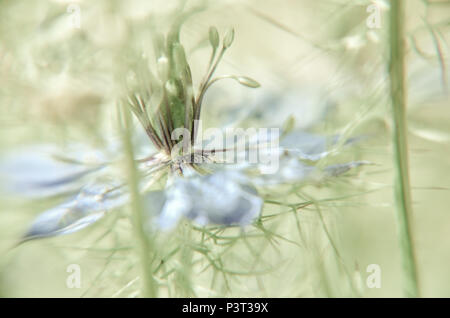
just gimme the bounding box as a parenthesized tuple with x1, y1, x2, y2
(121, 104, 158, 298)
(192, 47, 227, 144)
(389, 0, 420, 298)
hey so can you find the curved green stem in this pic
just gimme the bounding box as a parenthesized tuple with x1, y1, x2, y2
(121, 104, 158, 298)
(389, 0, 420, 298)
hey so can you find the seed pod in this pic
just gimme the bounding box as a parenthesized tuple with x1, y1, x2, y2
(209, 26, 219, 49)
(235, 76, 260, 88)
(223, 28, 235, 49)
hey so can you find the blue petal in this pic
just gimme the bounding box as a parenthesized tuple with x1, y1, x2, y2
(253, 157, 370, 186)
(280, 131, 336, 160)
(0, 145, 106, 198)
(281, 131, 364, 161)
(21, 179, 128, 242)
(212, 87, 333, 130)
(144, 171, 263, 230)
(253, 157, 315, 186)
(251, 88, 333, 130)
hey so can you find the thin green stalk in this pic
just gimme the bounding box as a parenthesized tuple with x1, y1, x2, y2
(389, 0, 420, 298)
(176, 222, 194, 297)
(121, 104, 157, 298)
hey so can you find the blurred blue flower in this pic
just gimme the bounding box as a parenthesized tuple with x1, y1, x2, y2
(0, 17, 369, 243)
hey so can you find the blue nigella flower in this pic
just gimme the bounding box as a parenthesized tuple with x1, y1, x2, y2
(0, 14, 369, 244)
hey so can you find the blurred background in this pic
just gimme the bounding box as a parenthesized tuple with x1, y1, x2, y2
(0, 0, 448, 297)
